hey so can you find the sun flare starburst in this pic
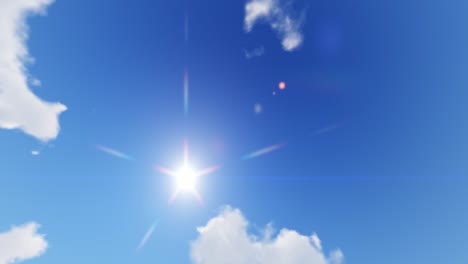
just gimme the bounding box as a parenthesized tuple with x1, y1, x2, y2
(155, 139, 219, 205)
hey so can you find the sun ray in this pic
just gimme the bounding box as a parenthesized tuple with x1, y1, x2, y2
(168, 189, 180, 204)
(184, 67, 189, 114)
(96, 145, 133, 161)
(154, 165, 177, 177)
(242, 142, 287, 160)
(194, 165, 220, 178)
(136, 221, 158, 251)
(184, 138, 189, 165)
(192, 189, 204, 206)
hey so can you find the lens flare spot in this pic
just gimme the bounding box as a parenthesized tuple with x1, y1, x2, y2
(254, 103, 263, 114)
(278, 81, 286, 90)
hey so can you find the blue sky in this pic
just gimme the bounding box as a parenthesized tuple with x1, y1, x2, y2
(1, 0, 468, 263)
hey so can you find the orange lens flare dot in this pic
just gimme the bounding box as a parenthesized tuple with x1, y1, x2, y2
(278, 81, 286, 90)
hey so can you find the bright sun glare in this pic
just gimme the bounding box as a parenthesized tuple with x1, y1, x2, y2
(155, 140, 219, 204)
(176, 165, 197, 191)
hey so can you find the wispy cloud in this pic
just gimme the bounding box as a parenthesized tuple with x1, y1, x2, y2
(0, 0, 66, 141)
(191, 206, 344, 264)
(244, 46, 265, 59)
(244, 0, 304, 51)
(0, 222, 48, 264)
(30, 78, 42, 87)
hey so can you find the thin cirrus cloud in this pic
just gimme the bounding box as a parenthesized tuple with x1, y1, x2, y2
(0, 0, 66, 142)
(244, 46, 265, 59)
(191, 206, 344, 264)
(0, 222, 48, 264)
(244, 0, 304, 52)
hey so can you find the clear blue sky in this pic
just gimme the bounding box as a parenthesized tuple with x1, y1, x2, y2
(1, 0, 468, 263)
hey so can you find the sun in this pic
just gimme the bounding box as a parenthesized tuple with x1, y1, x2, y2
(176, 165, 197, 191)
(155, 139, 219, 205)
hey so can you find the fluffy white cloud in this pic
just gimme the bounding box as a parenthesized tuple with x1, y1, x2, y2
(191, 206, 344, 264)
(244, 0, 304, 51)
(0, 222, 48, 264)
(0, 0, 66, 141)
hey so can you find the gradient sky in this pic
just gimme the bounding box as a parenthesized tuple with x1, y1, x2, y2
(1, 0, 468, 263)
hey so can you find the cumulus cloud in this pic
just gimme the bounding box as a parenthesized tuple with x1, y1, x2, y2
(0, 0, 66, 141)
(244, 0, 304, 51)
(191, 206, 344, 264)
(0, 222, 48, 264)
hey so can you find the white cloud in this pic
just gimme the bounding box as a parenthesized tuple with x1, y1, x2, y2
(0, 222, 48, 264)
(0, 0, 66, 141)
(31, 150, 40, 155)
(191, 206, 344, 264)
(244, 0, 304, 51)
(245, 0, 274, 31)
